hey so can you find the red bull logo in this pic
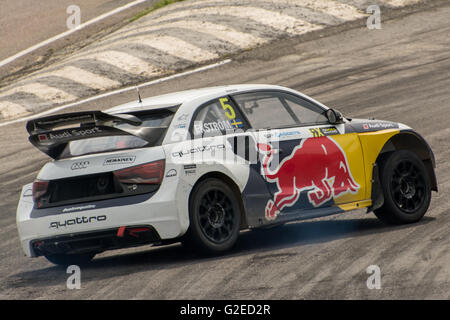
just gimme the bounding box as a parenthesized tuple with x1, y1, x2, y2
(258, 137, 360, 220)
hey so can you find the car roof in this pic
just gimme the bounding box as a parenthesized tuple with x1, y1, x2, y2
(105, 84, 296, 114)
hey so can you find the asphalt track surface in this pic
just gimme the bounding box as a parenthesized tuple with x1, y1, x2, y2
(0, 3, 449, 299)
(0, 0, 157, 81)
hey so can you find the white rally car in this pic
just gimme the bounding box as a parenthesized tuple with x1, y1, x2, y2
(17, 84, 437, 265)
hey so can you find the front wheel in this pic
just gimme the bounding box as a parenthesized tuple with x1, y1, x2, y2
(183, 178, 241, 255)
(374, 150, 431, 224)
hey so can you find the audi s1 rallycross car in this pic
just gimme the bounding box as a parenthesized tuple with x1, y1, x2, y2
(16, 84, 437, 265)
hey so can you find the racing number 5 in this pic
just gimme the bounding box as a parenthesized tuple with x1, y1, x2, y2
(220, 97, 236, 120)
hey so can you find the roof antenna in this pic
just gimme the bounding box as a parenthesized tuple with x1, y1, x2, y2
(136, 86, 142, 103)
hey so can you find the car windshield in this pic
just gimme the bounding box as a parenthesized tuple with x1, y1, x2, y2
(59, 112, 174, 158)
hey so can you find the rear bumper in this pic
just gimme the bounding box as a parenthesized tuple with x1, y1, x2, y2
(17, 179, 190, 257)
(31, 226, 161, 256)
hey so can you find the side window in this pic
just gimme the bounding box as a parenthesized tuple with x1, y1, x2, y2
(191, 96, 249, 137)
(232, 91, 328, 129)
(281, 93, 328, 125)
(232, 92, 297, 129)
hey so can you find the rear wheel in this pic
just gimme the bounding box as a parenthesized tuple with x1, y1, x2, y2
(374, 150, 431, 224)
(45, 253, 95, 266)
(183, 178, 241, 254)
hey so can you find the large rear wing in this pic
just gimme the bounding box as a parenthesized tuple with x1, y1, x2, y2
(26, 110, 172, 159)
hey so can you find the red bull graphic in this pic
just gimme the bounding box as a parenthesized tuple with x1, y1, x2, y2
(257, 137, 360, 220)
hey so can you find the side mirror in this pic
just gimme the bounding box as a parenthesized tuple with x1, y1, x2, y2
(326, 109, 344, 124)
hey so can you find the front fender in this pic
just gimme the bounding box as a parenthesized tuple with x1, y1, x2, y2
(357, 128, 437, 211)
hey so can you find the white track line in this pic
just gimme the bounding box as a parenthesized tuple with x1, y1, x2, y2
(0, 0, 149, 68)
(143, 5, 320, 34)
(0, 59, 232, 127)
(0, 51, 155, 94)
(383, 0, 422, 7)
(88, 51, 162, 76)
(0, 101, 31, 119)
(48, 66, 122, 90)
(128, 35, 219, 62)
(0, 83, 77, 104)
(106, 20, 266, 49)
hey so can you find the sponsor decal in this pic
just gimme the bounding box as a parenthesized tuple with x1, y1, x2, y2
(276, 130, 301, 138)
(177, 113, 189, 121)
(219, 97, 235, 119)
(321, 127, 339, 135)
(258, 137, 360, 220)
(38, 134, 48, 142)
(45, 127, 102, 141)
(194, 120, 233, 134)
(165, 169, 177, 177)
(362, 122, 398, 130)
(229, 118, 244, 129)
(182, 161, 197, 175)
(103, 156, 136, 165)
(23, 188, 33, 197)
(310, 127, 339, 138)
(172, 144, 225, 158)
(71, 161, 89, 170)
(49, 214, 107, 229)
(263, 130, 301, 139)
(62, 204, 96, 213)
(175, 124, 186, 129)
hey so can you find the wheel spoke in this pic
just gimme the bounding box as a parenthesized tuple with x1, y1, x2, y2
(406, 199, 414, 210)
(197, 188, 235, 243)
(392, 183, 401, 192)
(390, 158, 429, 213)
(221, 226, 230, 237)
(206, 191, 215, 204)
(218, 193, 227, 206)
(406, 162, 414, 175)
(199, 204, 209, 215)
(224, 222, 233, 233)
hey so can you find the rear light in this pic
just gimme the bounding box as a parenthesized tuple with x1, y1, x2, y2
(113, 160, 165, 184)
(32, 180, 49, 206)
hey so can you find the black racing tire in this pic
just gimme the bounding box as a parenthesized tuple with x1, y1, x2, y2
(183, 178, 241, 255)
(374, 150, 431, 225)
(45, 253, 95, 266)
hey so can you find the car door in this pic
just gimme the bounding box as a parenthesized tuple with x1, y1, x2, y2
(231, 90, 367, 224)
(186, 95, 258, 181)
